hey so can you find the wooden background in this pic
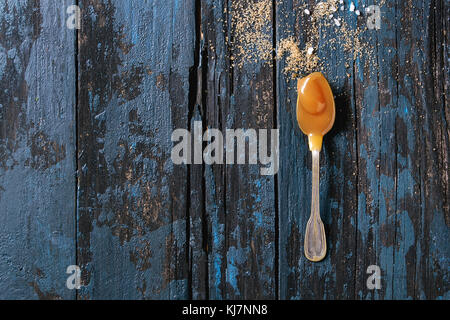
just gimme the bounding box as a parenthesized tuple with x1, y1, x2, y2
(0, 0, 448, 299)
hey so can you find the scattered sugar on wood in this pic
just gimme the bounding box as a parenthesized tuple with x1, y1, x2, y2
(277, 37, 320, 77)
(227, 0, 382, 80)
(231, 0, 273, 68)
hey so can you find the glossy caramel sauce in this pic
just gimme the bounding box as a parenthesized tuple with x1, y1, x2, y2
(296, 72, 335, 151)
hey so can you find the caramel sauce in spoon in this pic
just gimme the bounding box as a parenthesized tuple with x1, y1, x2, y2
(296, 72, 335, 262)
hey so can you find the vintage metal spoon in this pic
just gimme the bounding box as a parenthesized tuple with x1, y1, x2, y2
(296, 72, 336, 262)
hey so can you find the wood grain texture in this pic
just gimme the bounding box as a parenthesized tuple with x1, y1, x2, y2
(77, 0, 195, 299)
(196, 0, 277, 299)
(0, 0, 76, 299)
(354, 0, 450, 300)
(277, 0, 449, 300)
(0, 0, 448, 300)
(277, 0, 359, 300)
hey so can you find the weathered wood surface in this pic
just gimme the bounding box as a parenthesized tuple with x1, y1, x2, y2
(77, 0, 195, 299)
(278, 0, 449, 300)
(0, 0, 76, 299)
(0, 0, 448, 300)
(277, 0, 359, 299)
(198, 0, 277, 299)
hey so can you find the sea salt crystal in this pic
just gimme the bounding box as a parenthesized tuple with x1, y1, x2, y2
(355, 10, 360, 16)
(304, 9, 310, 15)
(307, 47, 314, 55)
(340, 6, 344, 11)
(339, 0, 344, 4)
(334, 18, 341, 26)
(350, 2, 355, 12)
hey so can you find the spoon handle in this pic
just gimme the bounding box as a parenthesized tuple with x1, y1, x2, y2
(304, 150, 327, 262)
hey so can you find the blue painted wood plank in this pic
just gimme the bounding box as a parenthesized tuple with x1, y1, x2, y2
(188, 21, 208, 299)
(0, 0, 447, 300)
(277, 0, 449, 300)
(277, 0, 359, 299)
(0, 0, 76, 299)
(353, 0, 395, 300)
(199, 0, 277, 299)
(399, 0, 449, 299)
(77, 0, 195, 299)
(200, 0, 229, 299)
(355, 0, 449, 300)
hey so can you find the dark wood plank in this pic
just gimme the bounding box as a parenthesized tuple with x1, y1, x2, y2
(224, 0, 277, 298)
(355, 0, 449, 300)
(77, 0, 195, 299)
(402, 0, 449, 299)
(198, 0, 277, 299)
(196, 0, 229, 299)
(277, 0, 359, 299)
(0, 0, 447, 300)
(354, 0, 396, 300)
(0, 0, 76, 299)
(188, 36, 208, 298)
(277, 0, 449, 300)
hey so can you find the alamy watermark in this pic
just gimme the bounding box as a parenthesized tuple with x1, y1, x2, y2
(66, 265, 82, 290)
(366, 5, 381, 30)
(65, 4, 382, 30)
(171, 121, 279, 176)
(66, 5, 81, 30)
(367, 265, 382, 290)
